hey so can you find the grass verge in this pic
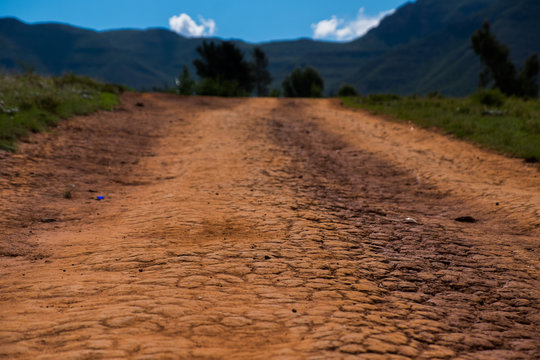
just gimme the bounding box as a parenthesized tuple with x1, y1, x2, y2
(0, 72, 125, 151)
(341, 92, 540, 162)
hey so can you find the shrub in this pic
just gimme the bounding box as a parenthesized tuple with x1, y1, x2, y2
(35, 95, 61, 113)
(282, 67, 324, 98)
(367, 93, 401, 103)
(196, 78, 249, 97)
(337, 84, 358, 97)
(270, 88, 281, 97)
(176, 65, 195, 96)
(101, 83, 125, 94)
(471, 88, 505, 107)
(427, 91, 444, 99)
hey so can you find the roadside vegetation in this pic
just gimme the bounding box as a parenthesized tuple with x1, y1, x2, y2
(342, 22, 539, 162)
(0, 72, 124, 151)
(341, 91, 540, 162)
(176, 41, 325, 98)
(177, 41, 273, 97)
(282, 67, 324, 98)
(472, 21, 538, 98)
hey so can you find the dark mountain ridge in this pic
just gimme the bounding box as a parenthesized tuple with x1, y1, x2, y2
(1, 0, 538, 95)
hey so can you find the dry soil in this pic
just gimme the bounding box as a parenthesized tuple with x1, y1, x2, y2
(0, 93, 539, 359)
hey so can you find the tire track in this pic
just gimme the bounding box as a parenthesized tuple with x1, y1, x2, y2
(0, 94, 538, 359)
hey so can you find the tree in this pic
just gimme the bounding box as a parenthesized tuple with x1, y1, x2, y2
(282, 67, 324, 98)
(252, 48, 272, 97)
(518, 54, 539, 98)
(193, 41, 254, 96)
(471, 21, 538, 98)
(176, 65, 195, 95)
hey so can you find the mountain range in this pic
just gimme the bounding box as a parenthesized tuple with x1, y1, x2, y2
(1, 0, 539, 96)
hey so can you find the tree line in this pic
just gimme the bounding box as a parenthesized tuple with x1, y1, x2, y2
(177, 41, 326, 98)
(176, 22, 538, 99)
(176, 42, 269, 97)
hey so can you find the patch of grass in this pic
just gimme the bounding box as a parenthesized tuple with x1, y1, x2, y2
(341, 93, 540, 162)
(0, 72, 125, 151)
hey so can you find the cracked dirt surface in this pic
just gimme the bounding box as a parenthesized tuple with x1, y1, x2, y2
(1, 93, 539, 359)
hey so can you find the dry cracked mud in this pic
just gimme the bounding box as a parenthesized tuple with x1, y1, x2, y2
(1, 93, 539, 359)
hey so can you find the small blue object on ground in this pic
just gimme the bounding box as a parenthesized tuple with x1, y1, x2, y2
(97, 196, 105, 200)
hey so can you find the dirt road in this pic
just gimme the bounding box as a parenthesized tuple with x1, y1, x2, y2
(1, 93, 539, 359)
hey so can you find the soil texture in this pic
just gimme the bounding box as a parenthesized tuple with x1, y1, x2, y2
(1, 93, 539, 359)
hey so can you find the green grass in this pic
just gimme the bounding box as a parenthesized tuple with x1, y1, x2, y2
(341, 92, 540, 162)
(0, 72, 125, 151)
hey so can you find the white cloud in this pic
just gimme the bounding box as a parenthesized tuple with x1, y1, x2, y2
(169, 13, 216, 37)
(312, 8, 395, 41)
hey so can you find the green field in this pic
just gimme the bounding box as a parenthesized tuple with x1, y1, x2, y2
(0, 73, 124, 151)
(342, 92, 540, 162)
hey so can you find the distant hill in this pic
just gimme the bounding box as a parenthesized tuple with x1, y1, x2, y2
(1, 0, 539, 95)
(346, 0, 540, 95)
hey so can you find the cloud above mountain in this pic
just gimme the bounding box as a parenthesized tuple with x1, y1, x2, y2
(169, 13, 216, 37)
(312, 8, 395, 41)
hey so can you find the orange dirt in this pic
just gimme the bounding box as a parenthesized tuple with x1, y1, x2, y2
(1, 93, 539, 359)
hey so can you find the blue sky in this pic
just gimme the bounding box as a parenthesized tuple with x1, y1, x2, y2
(0, 0, 409, 43)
